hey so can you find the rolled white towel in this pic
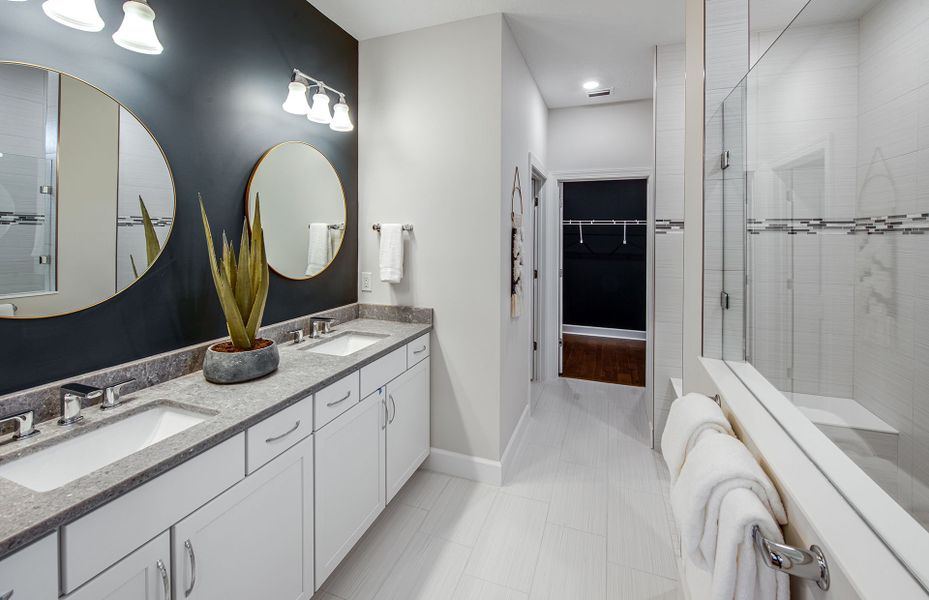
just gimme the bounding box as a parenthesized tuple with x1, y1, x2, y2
(378, 224, 404, 284)
(661, 392, 734, 485)
(712, 488, 789, 600)
(671, 433, 788, 571)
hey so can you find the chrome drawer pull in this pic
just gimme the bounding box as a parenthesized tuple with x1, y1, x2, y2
(156, 559, 169, 599)
(184, 539, 198, 597)
(326, 390, 352, 407)
(413, 345, 427, 354)
(265, 420, 301, 444)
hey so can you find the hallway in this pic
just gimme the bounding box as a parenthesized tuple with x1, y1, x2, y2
(317, 378, 682, 600)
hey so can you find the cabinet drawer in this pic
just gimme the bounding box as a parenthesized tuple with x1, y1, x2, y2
(315, 371, 361, 430)
(406, 333, 430, 367)
(0, 533, 57, 600)
(247, 396, 314, 473)
(60, 434, 245, 593)
(360, 347, 406, 399)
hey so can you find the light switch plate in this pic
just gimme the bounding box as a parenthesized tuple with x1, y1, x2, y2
(361, 272, 372, 292)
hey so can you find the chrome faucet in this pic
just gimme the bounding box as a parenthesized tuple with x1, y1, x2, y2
(59, 383, 102, 426)
(0, 410, 39, 441)
(100, 378, 136, 410)
(309, 317, 335, 338)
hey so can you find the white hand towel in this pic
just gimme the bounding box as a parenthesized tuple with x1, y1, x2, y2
(306, 223, 331, 276)
(671, 433, 788, 571)
(378, 224, 404, 284)
(712, 488, 790, 600)
(661, 392, 735, 485)
(0, 303, 14, 317)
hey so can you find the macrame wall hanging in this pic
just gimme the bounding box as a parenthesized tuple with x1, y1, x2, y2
(510, 166, 524, 319)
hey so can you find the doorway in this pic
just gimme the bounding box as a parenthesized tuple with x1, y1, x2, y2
(559, 178, 648, 387)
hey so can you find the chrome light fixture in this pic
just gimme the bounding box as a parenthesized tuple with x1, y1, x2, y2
(41, 0, 105, 32)
(307, 83, 332, 124)
(284, 69, 353, 133)
(282, 81, 310, 115)
(112, 0, 163, 54)
(329, 95, 354, 132)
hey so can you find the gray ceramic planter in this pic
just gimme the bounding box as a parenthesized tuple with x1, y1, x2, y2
(202, 340, 280, 384)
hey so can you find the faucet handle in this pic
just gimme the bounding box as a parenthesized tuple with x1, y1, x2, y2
(0, 410, 39, 440)
(288, 329, 306, 344)
(101, 378, 136, 410)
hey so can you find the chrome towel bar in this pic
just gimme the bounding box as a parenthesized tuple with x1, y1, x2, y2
(372, 224, 413, 232)
(752, 525, 830, 591)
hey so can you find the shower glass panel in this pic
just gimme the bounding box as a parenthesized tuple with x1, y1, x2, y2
(0, 153, 56, 298)
(706, 0, 929, 586)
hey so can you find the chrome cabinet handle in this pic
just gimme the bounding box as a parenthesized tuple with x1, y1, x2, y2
(0, 590, 14, 600)
(413, 345, 426, 354)
(388, 394, 397, 424)
(381, 398, 388, 430)
(265, 420, 301, 444)
(326, 390, 352, 408)
(156, 559, 169, 599)
(184, 539, 198, 597)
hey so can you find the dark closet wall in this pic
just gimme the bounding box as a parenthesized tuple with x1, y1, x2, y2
(0, 0, 358, 394)
(563, 179, 647, 332)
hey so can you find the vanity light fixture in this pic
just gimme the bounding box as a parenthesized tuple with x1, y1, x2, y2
(112, 0, 164, 55)
(41, 0, 105, 32)
(329, 95, 354, 132)
(284, 69, 353, 132)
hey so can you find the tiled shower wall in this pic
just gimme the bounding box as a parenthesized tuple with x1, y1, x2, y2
(653, 44, 685, 444)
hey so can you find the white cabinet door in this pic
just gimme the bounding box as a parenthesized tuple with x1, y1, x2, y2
(314, 393, 386, 587)
(64, 533, 170, 600)
(172, 435, 314, 600)
(386, 357, 430, 502)
(0, 533, 57, 600)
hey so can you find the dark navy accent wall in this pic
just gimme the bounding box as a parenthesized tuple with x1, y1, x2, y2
(0, 0, 358, 394)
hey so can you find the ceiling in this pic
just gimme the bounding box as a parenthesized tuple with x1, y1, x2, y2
(307, 0, 685, 108)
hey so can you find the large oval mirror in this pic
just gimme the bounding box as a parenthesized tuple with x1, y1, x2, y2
(246, 142, 346, 279)
(0, 62, 175, 319)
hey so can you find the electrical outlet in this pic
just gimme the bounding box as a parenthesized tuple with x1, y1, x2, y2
(361, 272, 372, 292)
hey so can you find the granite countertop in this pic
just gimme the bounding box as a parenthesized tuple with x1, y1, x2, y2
(0, 317, 432, 559)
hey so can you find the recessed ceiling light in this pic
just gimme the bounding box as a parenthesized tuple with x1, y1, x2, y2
(582, 80, 600, 91)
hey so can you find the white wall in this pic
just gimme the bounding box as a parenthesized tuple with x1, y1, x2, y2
(499, 17, 547, 456)
(359, 15, 506, 462)
(547, 100, 654, 172)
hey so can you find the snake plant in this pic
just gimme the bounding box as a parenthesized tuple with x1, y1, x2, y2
(130, 196, 162, 279)
(199, 193, 270, 351)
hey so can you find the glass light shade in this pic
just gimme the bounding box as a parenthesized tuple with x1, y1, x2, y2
(282, 81, 310, 115)
(41, 0, 105, 32)
(307, 89, 332, 124)
(329, 98, 354, 132)
(112, 1, 164, 55)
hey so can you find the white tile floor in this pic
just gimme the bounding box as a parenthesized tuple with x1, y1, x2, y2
(320, 378, 683, 600)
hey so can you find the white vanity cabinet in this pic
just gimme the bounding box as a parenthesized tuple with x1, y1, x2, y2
(64, 533, 170, 600)
(386, 357, 431, 502)
(0, 533, 58, 600)
(314, 392, 386, 587)
(171, 435, 314, 600)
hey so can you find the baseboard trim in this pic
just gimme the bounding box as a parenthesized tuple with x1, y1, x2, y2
(424, 448, 502, 486)
(500, 403, 530, 484)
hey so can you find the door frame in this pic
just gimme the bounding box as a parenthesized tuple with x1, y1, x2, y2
(543, 168, 655, 403)
(529, 153, 548, 383)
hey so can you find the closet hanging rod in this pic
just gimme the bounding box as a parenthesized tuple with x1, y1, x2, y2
(562, 219, 647, 226)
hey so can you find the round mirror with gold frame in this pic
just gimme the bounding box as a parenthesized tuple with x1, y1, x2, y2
(0, 61, 176, 319)
(246, 141, 346, 280)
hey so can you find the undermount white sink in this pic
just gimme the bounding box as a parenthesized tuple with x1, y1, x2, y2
(0, 405, 207, 492)
(302, 332, 385, 356)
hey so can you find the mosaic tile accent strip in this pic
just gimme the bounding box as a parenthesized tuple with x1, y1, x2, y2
(0, 213, 47, 226)
(748, 214, 929, 235)
(656, 219, 685, 234)
(117, 215, 175, 228)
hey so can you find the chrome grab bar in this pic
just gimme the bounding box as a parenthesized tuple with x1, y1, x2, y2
(752, 525, 830, 591)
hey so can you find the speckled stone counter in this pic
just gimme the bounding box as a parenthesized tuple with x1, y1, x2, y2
(0, 317, 432, 559)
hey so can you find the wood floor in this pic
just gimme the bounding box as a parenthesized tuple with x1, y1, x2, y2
(561, 334, 646, 387)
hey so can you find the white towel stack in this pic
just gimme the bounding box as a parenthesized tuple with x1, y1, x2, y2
(378, 224, 404, 284)
(662, 393, 790, 600)
(306, 223, 331, 276)
(661, 392, 734, 484)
